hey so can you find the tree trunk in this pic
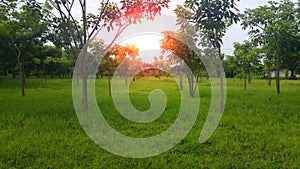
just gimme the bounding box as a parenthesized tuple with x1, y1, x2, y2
(15, 46, 25, 97)
(267, 77, 271, 86)
(82, 73, 88, 110)
(82, 47, 88, 110)
(82, 0, 88, 110)
(187, 73, 194, 97)
(267, 67, 271, 86)
(218, 46, 224, 113)
(193, 74, 199, 95)
(108, 76, 112, 97)
(248, 73, 251, 84)
(290, 69, 295, 79)
(18, 59, 25, 97)
(275, 57, 280, 94)
(179, 73, 183, 90)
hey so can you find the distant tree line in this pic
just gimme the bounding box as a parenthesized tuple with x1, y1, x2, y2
(160, 0, 300, 96)
(0, 0, 170, 103)
(0, 0, 299, 99)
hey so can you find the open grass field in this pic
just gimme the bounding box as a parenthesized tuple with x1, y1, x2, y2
(0, 77, 300, 168)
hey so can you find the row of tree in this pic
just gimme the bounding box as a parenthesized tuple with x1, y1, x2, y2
(0, 0, 299, 109)
(159, 0, 300, 96)
(0, 0, 170, 110)
(222, 0, 300, 92)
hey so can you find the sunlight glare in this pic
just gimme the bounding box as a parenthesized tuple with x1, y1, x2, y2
(120, 34, 162, 51)
(119, 34, 163, 63)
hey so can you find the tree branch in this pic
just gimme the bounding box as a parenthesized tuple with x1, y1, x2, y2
(88, 0, 110, 40)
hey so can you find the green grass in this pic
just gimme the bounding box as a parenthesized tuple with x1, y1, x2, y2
(0, 77, 300, 168)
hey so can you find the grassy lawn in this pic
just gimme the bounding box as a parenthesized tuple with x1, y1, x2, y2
(0, 77, 300, 168)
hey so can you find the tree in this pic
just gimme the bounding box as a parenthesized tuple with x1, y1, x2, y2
(101, 51, 118, 97)
(295, 63, 300, 79)
(185, 0, 240, 110)
(30, 46, 70, 78)
(110, 44, 139, 86)
(0, 0, 52, 96)
(262, 54, 274, 86)
(233, 41, 261, 90)
(161, 30, 202, 97)
(241, 0, 300, 94)
(93, 43, 140, 96)
(222, 55, 238, 78)
(282, 51, 300, 79)
(49, 0, 170, 109)
(0, 32, 15, 80)
(153, 55, 167, 78)
(160, 5, 207, 97)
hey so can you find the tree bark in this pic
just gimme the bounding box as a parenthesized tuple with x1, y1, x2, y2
(15, 45, 25, 97)
(81, 46, 88, 110)
(81, 0, 88, 110)
(18, 59, 25, 97)
(218, 46, 224, 113)
(108, 76, 112, 97)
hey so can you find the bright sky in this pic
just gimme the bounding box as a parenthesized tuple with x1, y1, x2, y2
(118, 33, 163, 63)
(119, 33, 163, 51)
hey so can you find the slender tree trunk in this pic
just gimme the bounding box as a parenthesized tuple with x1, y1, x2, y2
(108, 75, 112, 97)
(82, 0, 88, 110)
(275, 56, 280, 94)
(267, 66, 271, 86)
(82, 47, 88, 110)
(291, 69, 295, 79)
(218, 46, 224, 113)
(15, 46, 25, 97)
(268, 76, 271, 86)
(18, 58, 25, 97)
(187, 73, 194, 97)
(179, 73, 183, 90)
(248, 73, 251, 84)
(193, 74, 199, 96)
